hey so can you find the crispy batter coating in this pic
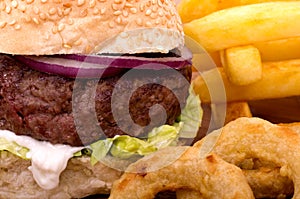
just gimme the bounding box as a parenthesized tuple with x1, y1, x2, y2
(109, 146, 254, 199)
(193, 117, 300, 198)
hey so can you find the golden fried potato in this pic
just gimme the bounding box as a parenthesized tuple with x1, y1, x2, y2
(184, 2, 300, 52)
(192, 59, 300, 102)
(177, 0, 219, 23)
(177, 0, 298, 23)
(221, 45, 262, 85)
(254, 37, 300, 62)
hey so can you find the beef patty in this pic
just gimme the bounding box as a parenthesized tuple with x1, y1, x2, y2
(0, 55, 192, 146)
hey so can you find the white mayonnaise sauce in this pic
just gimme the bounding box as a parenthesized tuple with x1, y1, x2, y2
(0, 130, 83, 190)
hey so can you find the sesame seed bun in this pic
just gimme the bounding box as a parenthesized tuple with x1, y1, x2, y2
(0, 0, 184, 55)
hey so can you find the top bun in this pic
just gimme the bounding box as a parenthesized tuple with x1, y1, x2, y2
(0, 0, 184, 55)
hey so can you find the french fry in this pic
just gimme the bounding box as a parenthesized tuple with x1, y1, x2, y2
(254, 37, 300, 61)
(192, 59, 300, 103)
(221, 45, 262, 85)
(177, 0, 219, 23)
(184, 2, 300, 52)
(177, 0, 296, 23)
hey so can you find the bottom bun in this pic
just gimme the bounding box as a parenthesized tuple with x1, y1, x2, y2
(0, 151, 122, 199)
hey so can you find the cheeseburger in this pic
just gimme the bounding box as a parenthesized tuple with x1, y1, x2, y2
(0, 0, 201, 198)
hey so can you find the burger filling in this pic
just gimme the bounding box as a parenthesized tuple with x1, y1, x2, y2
(0, 52, 202, 189)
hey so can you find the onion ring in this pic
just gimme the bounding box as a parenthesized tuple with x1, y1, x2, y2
(191, 117, 300, 198)
(108, 146, 254, 199)
(177, 167, 293, 199)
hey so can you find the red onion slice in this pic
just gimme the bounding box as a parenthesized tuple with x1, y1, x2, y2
(14, 55, 125, 78)
(14, 47, 192, 78)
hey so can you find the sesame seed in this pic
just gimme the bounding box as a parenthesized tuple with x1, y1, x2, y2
(122, 10, 128, 17)
(146, 0, 151, 7)
(77, 0, 85, 6)
(136, 18, 142, 26)
(11, 0, 18, 8)
(0, 22, 7, 28)
(165, 14, 171, 20)
(122, 18, 128, 25)
(152, 5, 158, 12)
(157, 0, 162, 7)
(167, 21, 172, 28)
(89, 0, 96, 7)
(93, 8, 99, 15)
(155, 19, 159, 24)
(125, 2, 133, 7)
(100, 7, 106, 14)
(33, 6, 39, 14)
(74, 39, 82, 46)
(58, 23, 65, 32)
(32, 17, 39, 24)
(19, 5, 26, 12)
(0, 2, 6, 11)
(80, 9, 88, 16)
(52, 25, 58, 34)
(63, 7, 71, 15)
(152, 0, 156, 4)
(67, 18, 74, 25)
(139, 4, 144, 11)
(113, 10, 122, 16)
(39, 13, 47, 20)
(158, 10, 163, 16)
(129, 7, 137, 14)
(14, 24, 21, 30)
(63, 44, 72, 49)
(108, 21, 114, 28)
(150, 12, 157, 19)
(114, 0, 122, 3)
(115, 16, 122, 24)
(170, 9, 175, 16)
(85, 45, 92, 53)
(145, 21, 152, 27)
(24, 15, 31, 22)
(8, 19, 16, 25)
(111, 3, 118, 10)
(57, 7, 63, 16)
(41, 0, 48, 3)
(176, 22, 183, 31)
(5, 6, 11, 14)
(49, 7, 57, 15)
(145, 9, 151, 16)
(26, 0, 34, 4)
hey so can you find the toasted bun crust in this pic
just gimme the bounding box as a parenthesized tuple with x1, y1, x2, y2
(0, 151, 122, 198)
(0, 0, 183, 55)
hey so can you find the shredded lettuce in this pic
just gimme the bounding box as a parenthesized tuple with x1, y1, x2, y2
(89, 86, 202, 162)
(0, 137, 30, 159)
(177, 85, 203, 138)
